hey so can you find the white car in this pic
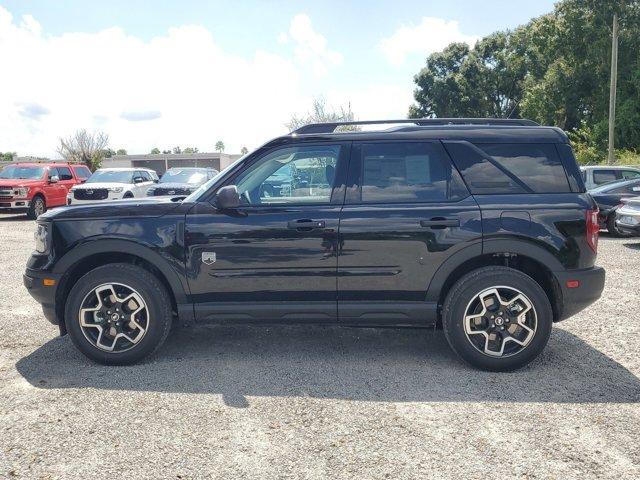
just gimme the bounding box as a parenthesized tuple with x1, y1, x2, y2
(580, 165, 640, 190)
(68, 168, 158, 205)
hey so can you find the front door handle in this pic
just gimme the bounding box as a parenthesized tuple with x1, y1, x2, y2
(287, 219, 326, 231)
(420, 218, 460, 229)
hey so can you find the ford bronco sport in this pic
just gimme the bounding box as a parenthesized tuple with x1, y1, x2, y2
(24, 119, 605, 371)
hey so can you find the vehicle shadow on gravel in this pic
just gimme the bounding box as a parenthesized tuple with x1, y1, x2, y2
(16, 325, 640, 407)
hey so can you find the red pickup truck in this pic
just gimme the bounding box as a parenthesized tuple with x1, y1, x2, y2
(0, 162, 92, 219)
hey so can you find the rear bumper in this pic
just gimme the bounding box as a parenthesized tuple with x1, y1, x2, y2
(23, 270, 62, 329)
(554, 267, 605, 321)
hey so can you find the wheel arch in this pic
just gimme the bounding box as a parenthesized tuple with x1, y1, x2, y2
(53, 239, 192, 333)
(426, 240, 564, 322)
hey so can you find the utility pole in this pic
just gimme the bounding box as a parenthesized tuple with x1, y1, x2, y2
(608, 13, 619, 165)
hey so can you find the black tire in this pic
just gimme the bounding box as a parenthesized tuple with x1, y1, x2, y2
(442, 266, 553, 372)
(64, 263, 172, 365)
(123, 191, 134, 199)
(607, 214, 631, 237)
(27, 195, 46, 219)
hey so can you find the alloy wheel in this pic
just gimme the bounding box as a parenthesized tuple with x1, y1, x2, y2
(34, 198, 45, 216)
(463, 286, 537, 357)
(78, 283, 149, 353)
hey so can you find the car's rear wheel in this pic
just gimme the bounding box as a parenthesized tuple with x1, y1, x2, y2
(442, 266, 552, 371)
(27, 195, 46, 219)
(65, 263, 172, 365)
(123, 191, 134, 199)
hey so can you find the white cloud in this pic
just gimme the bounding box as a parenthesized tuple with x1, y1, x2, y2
(0, 7, 309, 157)
(379, 17, 478, 66)
(285, 14, 342, 76)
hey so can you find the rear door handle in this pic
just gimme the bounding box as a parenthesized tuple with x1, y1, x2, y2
(287, 219, 326, 231)
(420, 218, 460, 229)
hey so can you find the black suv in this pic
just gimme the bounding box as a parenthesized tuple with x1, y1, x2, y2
(24, 119, 605, 371)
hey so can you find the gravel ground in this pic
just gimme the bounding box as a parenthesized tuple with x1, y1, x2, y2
(0, 213, 639, 479)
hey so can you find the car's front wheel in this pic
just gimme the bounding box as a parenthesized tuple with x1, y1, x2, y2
(442, 266, 552, 371)
(64, 263, 173, 365)
(27, 195, 46, 219)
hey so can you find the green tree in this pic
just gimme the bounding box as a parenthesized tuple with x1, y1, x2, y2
(1, 152, 16, 162)
(150, 147, 160, 154)
(172, 146, 182, 154)
(409, 0, 640, 154)
(240, 146, 249, 155)
(183, 147, 199, 154)
(215, 141, 225, 153)
(116, 148, 127, 155)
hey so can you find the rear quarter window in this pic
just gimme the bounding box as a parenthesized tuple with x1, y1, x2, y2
(444, 142, 571, 194)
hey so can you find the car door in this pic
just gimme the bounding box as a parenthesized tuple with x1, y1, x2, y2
(337, 140, 482, 324)
(184, 142, 350, 323)
(132, 171, 153, 196)
(54, 166, 76, 204)
(46, 167, 66, 206)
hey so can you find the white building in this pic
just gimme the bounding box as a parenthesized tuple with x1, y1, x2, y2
(102, 152, 241, 175)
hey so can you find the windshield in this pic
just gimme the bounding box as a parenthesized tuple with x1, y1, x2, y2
(160, 169, 209, 185)
(183, 156, 247, 203)
(86, 170, 133, 184)
(0, 165, 45, 180)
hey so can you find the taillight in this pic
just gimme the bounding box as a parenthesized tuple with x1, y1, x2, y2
(586, 208, 599, 253)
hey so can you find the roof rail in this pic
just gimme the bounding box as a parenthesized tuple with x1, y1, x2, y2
(292, 118, 539, 135)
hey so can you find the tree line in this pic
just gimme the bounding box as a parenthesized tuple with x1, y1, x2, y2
(409, 0, 640, 164)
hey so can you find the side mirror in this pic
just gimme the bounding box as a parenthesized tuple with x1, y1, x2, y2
(49, 175, 59, 184)
(216, 185, 240, 209)
(133, 177, 144, 184)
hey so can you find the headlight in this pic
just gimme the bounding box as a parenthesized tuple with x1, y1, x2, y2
(16, 187, 29, 197)
(34, 223, 50, 254)
(108, 187, 123, 193)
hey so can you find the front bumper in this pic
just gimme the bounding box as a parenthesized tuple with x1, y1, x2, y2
(554, 267, 606, 321)
(0, 199, 30, 211)
(23, 270, 62, 329)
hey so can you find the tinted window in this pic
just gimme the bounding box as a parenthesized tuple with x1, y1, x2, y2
(610, 180, 640, 194)
(357, 142, 467, 203)
(593, 170, 619, 185)
(86, 170, 133, 184)
(73, 166, 92, 180)
(139, 171, 152, 181)
(48, 167, 59, 179)
(235, 145, 341, 205)
(57, 166, 73, 180)
(477, 144, 570, 193)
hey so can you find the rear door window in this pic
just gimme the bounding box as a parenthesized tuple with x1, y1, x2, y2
(73, 165, 92, 180)
(57, 166, 73, 180)
(353, 142, 468, 203)
(593, 170, 620, 185)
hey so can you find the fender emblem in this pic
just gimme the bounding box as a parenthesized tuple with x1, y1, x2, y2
(201, 252, 216, 265)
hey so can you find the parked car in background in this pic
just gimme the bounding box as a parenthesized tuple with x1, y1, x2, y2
(615, 197, 640, 236)
(589, 178, 640, 236)
(25, 118, 605, 371)
(68, 168, 158, 205)
(0, 162, 90, 218)
(580, 165, 640, 190)
(146, 167, 217, 197)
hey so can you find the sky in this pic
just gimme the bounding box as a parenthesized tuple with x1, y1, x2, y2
(0, 0, 557, 157)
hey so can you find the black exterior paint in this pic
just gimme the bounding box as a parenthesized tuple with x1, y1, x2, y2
(25, 125, 604, 331)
